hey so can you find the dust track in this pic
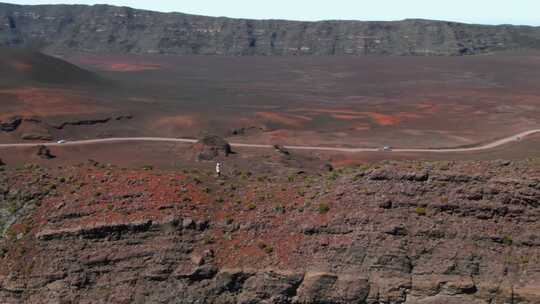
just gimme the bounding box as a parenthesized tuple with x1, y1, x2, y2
(1, 129, 539, 153)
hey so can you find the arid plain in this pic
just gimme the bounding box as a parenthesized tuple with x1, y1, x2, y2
(1, 49, 540, 167)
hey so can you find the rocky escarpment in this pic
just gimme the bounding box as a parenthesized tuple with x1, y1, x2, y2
(49, 114, 132, 130)
(0, 160, 539, 303)
(36, 145, 55, 159)
(0, 114, 133, 142)
(1, 3, 540, 56)
(0, 116, 22, 132)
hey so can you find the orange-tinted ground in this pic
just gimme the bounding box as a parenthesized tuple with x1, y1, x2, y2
(0, 87, 111, 119)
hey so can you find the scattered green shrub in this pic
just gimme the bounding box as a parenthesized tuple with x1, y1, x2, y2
(415, 207, 427, 216)
(318, 203, 330, 214)
(502, 235, 513, 246)
(274, 205, 285, 214)
(258, 242, 274, 254)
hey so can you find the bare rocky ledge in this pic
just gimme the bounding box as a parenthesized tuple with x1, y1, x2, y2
(0, 159, 538, 303)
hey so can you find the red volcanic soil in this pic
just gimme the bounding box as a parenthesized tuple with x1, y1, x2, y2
(64, 51, 540, 149)
(255, 111, 313, 127)
(153, 114, 199, 130)
(11, 62, 33, 72)
(292, 108, 411, 126)
(67, 54, 163, 72)
(105, 63, 162, 72)
(0, 87, 111, 119)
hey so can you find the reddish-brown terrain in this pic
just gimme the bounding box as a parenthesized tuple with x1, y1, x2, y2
(0, 157, 539, 303)
(1, 46, 540, 304)
(2, 50, 540, 157)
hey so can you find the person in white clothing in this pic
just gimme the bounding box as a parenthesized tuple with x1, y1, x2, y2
(216, 162, 221, 177)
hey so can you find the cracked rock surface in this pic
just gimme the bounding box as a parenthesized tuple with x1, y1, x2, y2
(0, 159, 539, 303)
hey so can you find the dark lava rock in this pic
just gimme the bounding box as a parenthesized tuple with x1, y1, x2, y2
(321, 163, 334, 172)
(229, 126, 263, 136)
(37, 145, 55, 159)
(296, 272, 369, 304)
(385, 225, 408, 236)
(173, 264, 218, 281)
(273, 144, 290, 156)
(238, 271, 304, 302)
(113, 114, 133, 121)
(379, 199, 393, 209)
(400, 171, 429, 182)
(21, 133, 53, 141)
(194, 135, 232, 161)
(0, 116, 22, 132)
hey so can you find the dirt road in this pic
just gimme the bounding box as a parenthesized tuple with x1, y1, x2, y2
(0, 129, 539, 153)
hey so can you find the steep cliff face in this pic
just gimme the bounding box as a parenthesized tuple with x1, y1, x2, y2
(1, 159, 539, 303)
(1, 2, 540, 56)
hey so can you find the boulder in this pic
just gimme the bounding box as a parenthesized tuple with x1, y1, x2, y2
(0, 158, 5, 166)
(273, 144, 290, 156)
(173, 264, 218, 281)
(296, 272, 369, 304)
(194, 135, 232, 161)
(237, 271, 304, 303)
(322, 163, 334, 172)
(37, 145, 55, 159)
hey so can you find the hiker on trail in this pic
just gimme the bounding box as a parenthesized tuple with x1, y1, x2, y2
(216, 162, 221, 177)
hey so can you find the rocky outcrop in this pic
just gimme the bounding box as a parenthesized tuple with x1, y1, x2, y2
(0, 160, 539, 303)
(273, 144, 291, 156)
(36, 219, 154, 241)
(194, 135, 233, 161)
(50, 114, 132, 130)
(36, 145, 55, 159)
(20, 133, 52, 141)
(296, 272, 369, 303)
(229, 126, 264, 136)
(0, 116, 22, 132)
(1, 3, 540, 56)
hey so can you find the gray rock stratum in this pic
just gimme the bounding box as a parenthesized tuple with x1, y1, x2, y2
(1, 2, 540, 56)
(1, 159, 540, 303)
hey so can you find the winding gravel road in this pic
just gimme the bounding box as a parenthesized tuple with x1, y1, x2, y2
(0, 129, 539, 153)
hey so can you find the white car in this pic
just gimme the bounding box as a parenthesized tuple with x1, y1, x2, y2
(56, 140, 67, 144)
(383, 146, 392, 151)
